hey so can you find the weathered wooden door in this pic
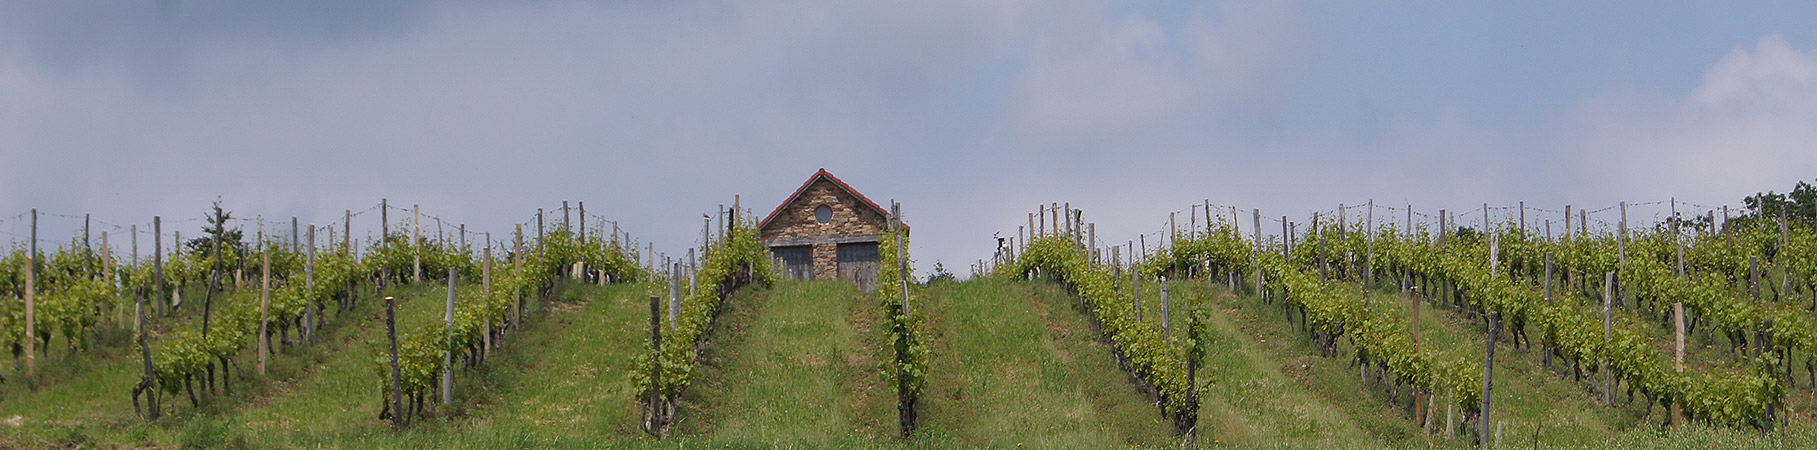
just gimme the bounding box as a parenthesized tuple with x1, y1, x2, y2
(837, 242, 881, 291)
(771, 245, 813, 280)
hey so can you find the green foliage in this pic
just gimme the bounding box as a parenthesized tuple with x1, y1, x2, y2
(629, 216, 776, 408)
(876, 232, 931, 406)
(995, 235, 1204, 424)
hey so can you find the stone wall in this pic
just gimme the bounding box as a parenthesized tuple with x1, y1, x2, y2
(812, 242, 837, 280)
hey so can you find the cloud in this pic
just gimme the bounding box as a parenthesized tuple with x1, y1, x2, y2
(1567, 35, 1817, 204)
(7, 2, 1805, 279)
(6, 1, 1320, 276)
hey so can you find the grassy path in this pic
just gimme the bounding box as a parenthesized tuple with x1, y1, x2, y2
(215, 281, 658, 449)
(917, 279, 1175, 448)
(1168, 280, 1631, 448)
(0, 283, 426, 448)
(679, 280, 892, 447)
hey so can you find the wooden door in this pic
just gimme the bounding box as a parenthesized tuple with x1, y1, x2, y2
(837, 242, 880, 291)
(771, 245, 813, 280)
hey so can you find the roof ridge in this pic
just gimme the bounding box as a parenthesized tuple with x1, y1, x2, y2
(756, 168, 908, 232)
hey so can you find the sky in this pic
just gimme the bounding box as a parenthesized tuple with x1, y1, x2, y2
(3, 1, 1816, 278)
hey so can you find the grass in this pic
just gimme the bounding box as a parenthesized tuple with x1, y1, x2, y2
(0, 282, 429, 447)
(1, 276, 1814, 449)
(679, 280, 894, 447)
(916, 278, 1177, 448)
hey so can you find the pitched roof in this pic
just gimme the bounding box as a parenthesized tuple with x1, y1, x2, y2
(757, 168, 908, 232)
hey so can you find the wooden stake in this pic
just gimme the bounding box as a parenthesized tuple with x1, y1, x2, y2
(515, 224, 524, 329)
(1602, 271, 1614, 405)
(1479, 311, 1499, 448)
(646, 294, 665, 436)
(26, 209, 36, 375)
(259, 246, 270, 375)
(154, 216, 164, 317)
(1672, 301, 1684, 427)
(1412, 286, 1424, 426)
(444, 267, 456, 406)
(413, 204, 422, 283)
(1161, 284, 1171, 340)
(386, 296, 403, 429)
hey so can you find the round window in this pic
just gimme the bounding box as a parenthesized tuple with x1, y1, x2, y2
(815, 205, 833, 224)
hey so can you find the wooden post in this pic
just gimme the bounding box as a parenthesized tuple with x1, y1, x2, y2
(1673, 199, 1685, 279)
(1724, 205, 1732, 248)
(413, 204, 422, 283)
(26, 209, 36, 375)
(1619, 202, 1628, 309)
(1579, 208, 1586, 237)
(1203, 199, 1211, 235)
(563, 200, 571, 232)
(1672, 301, 1684, 427)
(893, 202, 911, 318)
(1781, 204, 1791, 303)
(444, 267, 456, 406)
(1543, 252, 1554, 369)
(1479, 310, 1499, 448)
(1161, 284, 1171, 340)
(1601, 271, 1614, 405)
(1483, 203, 1491, 233)
(669, 262, 681, 325)
(515, 224, 524, 329)
(386, 296, 403, 429)
(1316, 212, 1327, 281)
(1170, 211, 1178, 247)
(1366, 200, 1375, 287)
(1412, 286, 1424, 427)
(259, 246, 270, 375)
(1438, 209, 1448, 249)
(1136, 236, 1145, 321)
(307, 225, 316, 341)
(1338, 203, 1347, 236)
(104, 231, 116, 324)
(1253, 209, 1263, 294)
(483, 235, 493, 356)
(1282, 217, 1290, 259)
(137, 243, 158, 418)
(1088, 223, 1096, 262)
(537, 208, 545, 254)
(646, 294, 665, 436)
(1564, 205, 1572, 242)
(154, 216, 164, 317)
(1111, 246, 1121, 288)
(344, 210, 352, 257)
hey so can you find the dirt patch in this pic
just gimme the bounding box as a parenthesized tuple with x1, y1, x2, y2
(1026, 287, 1076, 365)
(547, 300, 585, 313)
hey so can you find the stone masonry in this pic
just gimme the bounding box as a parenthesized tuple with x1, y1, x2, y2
(758, 169, 903, 281)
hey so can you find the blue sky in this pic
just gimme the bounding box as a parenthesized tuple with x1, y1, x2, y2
(3, 1, 1814, 277)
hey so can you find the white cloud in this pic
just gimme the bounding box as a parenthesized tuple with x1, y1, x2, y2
(1568, 35, 1817, 205)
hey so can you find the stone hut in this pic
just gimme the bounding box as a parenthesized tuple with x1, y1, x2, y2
(757, 169, 906, 290)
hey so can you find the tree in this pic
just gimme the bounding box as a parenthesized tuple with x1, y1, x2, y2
(926, 261, 956, 285)
(1737, 178, 1816, 230)
(196, 199, 239, 338)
